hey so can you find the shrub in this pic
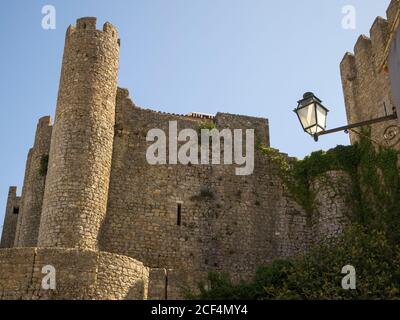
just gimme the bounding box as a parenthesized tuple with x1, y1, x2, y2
(198, 121, 216, 131)
(194, 226, 400, 300)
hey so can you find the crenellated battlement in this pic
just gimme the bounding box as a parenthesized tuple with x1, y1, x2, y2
(65, 17, 120, 50)
(340, 0, 400, 146)
(37, 115, 52, 127)
(354, 34, 372, 52)
(387, 0, 400, 25)
(66, 17, 119, 39)
(76, 17, 97, 30)
(340, 52, 356, 81)
(115, 86, 270, 139)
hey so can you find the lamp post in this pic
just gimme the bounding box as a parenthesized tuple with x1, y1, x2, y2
(294, 92, 398, 141)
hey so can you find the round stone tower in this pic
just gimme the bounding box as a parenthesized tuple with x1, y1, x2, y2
(38, 17, 120, 250)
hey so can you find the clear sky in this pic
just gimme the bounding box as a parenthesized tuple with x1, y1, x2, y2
(0, 0, 392, 232)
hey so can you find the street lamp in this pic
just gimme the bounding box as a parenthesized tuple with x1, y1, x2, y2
(294, 92, 329, 139)
(294, 92, 398, 141)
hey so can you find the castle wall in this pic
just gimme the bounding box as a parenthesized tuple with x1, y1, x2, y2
(0, 187, 20, 248)
(14, 117, 52, 247)
(274, 190, 312, 259)
(147, 268, 168, 300)
(340, 0, 400, 148)
(0, 248, 148, 300)
(38, 18, 120, 250)
(311, 171, 351, 244)
(147, 268, 209, 300)
(98, 89, 311, 283)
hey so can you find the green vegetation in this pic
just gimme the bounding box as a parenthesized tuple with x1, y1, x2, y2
(198, 121, 217, 132)
(197, 121, 217, 145)
(259, 129, 399, 224)
(258, 143, 360, 215)
(194, 226, 400, 300)
(191, 130, 400, 299)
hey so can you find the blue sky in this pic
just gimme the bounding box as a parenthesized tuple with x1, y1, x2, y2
(0, 0, 391, 232)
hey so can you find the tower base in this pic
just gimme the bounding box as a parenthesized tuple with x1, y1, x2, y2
(0, 247, 148, 300)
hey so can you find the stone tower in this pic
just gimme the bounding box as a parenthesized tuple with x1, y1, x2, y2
(38, 17, 120, 250)
(14, 116, 52, 247)
(340, 0, 400, 147)
(0, 187, 20, 248)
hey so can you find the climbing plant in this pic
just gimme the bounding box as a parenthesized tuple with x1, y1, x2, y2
(258, 128, 399, 224)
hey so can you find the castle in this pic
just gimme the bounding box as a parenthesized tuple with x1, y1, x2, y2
(0, 1, 399, 300)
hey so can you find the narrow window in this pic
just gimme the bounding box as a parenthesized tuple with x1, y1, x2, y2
(13, 206, 19, 214)
(177, 203, 182, 226)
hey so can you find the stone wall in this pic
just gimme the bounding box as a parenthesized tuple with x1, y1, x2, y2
(147, 268, 209, 300)
(340, 0, 400, 148)
(0, 248, 148, 300)
(98, 88, 307, 283)
(0, 187, 20, 248)
(274, 191, 312, 259)
(148, 268, 168, 299)
(311, 171, 351, 244)
(14, 116, 52, 247)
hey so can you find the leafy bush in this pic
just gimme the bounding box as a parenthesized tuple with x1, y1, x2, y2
(195, 226, 400, 300)
(198, 121, 217, 131)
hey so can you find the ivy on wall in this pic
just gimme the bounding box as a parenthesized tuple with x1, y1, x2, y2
(259, 128, 399, 224)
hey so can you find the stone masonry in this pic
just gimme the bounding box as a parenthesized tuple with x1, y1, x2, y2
(1, 2, 399, 299)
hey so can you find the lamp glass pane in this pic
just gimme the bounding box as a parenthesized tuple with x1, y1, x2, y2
(316, 104, 328, 131)
(305, 125, 323, 135)
(297, 102, 316, 130)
